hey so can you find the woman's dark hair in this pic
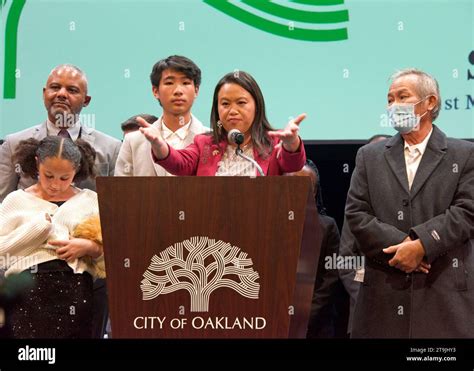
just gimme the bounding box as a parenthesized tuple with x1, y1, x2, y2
(14, 136, 96, 182)
(210, 71, 275, 157)
(305, 159, 327, 216)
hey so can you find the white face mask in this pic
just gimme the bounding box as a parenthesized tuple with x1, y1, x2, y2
(387, 97, 430, 134)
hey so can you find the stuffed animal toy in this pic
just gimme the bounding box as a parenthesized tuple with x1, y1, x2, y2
(72, 215, 106, 279)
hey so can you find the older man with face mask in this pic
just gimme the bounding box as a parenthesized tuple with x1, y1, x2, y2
(345, 68, 474, 338)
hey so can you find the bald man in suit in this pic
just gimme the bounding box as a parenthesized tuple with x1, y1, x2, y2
(0, 64, 121, 201)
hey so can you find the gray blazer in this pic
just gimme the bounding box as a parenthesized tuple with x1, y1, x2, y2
(345, 125, 474, 338)
(114, 115, 208, 176)
(0, 122, 122, 201)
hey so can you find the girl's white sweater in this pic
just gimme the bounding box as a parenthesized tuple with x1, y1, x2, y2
(0, 189, 104, 278)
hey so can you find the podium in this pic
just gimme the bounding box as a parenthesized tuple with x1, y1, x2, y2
(97, 177, 321, 338)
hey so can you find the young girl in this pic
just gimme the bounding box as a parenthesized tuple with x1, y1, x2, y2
(0, 136, 104, 338)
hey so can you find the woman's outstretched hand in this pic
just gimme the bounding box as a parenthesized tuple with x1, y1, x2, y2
(268, 113, 306, 152)
(136, 116, 169, 159)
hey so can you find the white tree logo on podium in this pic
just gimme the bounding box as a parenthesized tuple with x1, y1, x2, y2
(140, 236, 260, 312)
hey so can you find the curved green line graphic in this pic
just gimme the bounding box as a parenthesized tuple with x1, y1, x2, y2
(291, 0, 344, 5)
(242, 0, 348, 24)
(4, 0, 26, 99)
(204, 0, 348, 42)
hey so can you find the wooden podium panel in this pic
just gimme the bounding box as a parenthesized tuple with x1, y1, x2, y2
(97, 177, 321, 338)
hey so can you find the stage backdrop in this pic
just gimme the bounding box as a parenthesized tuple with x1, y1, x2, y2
(1, 0, 473, 140)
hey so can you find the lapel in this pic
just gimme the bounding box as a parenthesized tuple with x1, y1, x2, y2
(204, 140, 225, 174)
(384, 134, 410, 195)
(409, 125, 447, 199)
(182, 114, 202, 148)
(78, 123, 96, 147)
(252, 142, 274, 176)
(34, 122, 48, 139)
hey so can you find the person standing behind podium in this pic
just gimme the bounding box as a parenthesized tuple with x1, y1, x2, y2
(338, 133, 392, 336)
(137, 71, 306, 176)
(285, 160, 342, 338)
(345, 68, 474, 338)
(0, 64, 121, 202)
(114, 55, 208, 176)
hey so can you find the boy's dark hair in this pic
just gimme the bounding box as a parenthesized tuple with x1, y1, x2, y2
(150, 55, 201, 88)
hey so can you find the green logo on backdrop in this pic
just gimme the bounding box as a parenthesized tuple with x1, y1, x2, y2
(2, 0, 349, 99)
(2, 0, 26, 99)
(204, 0, 349, 42)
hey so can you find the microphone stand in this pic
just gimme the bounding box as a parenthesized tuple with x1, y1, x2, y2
(235, 144, 265, 176)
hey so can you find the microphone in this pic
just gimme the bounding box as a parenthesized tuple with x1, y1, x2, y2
(227, 129, 245, 145)
(226, 129, 265, 176)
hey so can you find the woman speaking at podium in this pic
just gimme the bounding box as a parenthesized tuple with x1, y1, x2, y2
(137, 71, 306, 176)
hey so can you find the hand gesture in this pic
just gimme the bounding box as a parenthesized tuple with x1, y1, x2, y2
(136, 116, 169, 159)
(268, 113, 306, 152)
